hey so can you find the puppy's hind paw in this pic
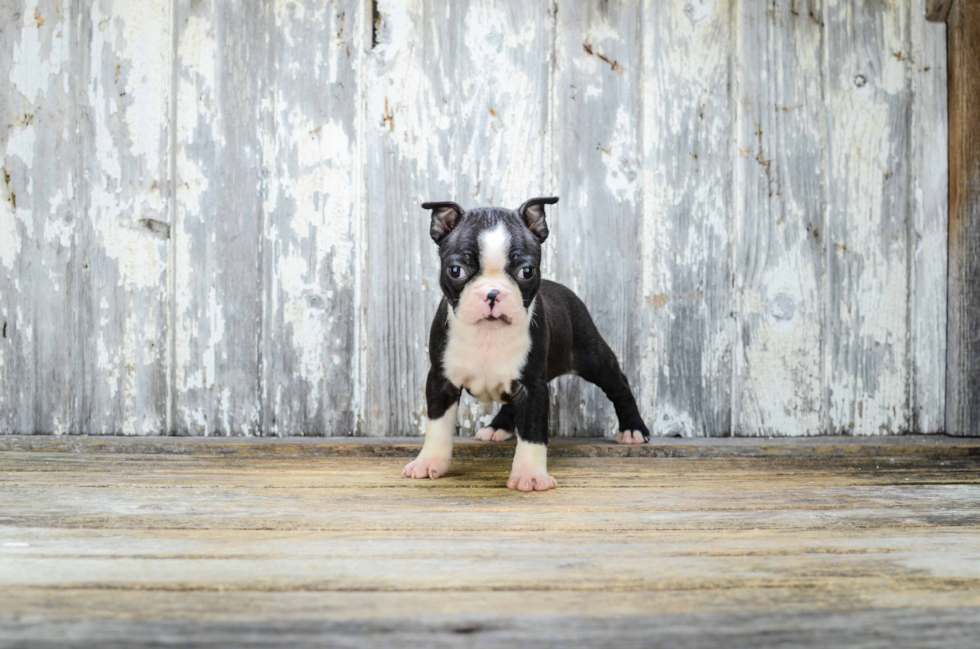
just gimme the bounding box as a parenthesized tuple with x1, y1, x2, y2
(616, 430, 647, 445)
(475, 427, 514, 442)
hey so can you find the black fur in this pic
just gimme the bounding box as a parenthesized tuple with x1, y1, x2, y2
(434, 206, 543, 313)
(422, 199, 650, 445)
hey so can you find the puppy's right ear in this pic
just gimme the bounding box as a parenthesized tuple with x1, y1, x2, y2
(422, 201, 464, 244)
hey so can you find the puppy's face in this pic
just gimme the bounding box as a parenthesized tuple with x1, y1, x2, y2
(424, 198, 558, 327)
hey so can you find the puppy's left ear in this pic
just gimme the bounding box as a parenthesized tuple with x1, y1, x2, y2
(422, 201, 464, 244)
(517, 196, 558, 242)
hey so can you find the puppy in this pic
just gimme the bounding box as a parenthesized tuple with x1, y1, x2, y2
(402, 197, 650, 492)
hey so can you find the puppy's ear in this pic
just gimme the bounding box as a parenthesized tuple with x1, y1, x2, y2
(422, 201, 464, 244)
(517, 196, 558, 242)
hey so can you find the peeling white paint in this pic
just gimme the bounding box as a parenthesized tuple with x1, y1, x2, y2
(171, 11, 221, 429)
(174, 148, 208, 394)
(177, 16, 218, 142)
(6, 124, 36, 169)
(0, 198, 17, 271)
(602, 106, 638, 204)
(0, 0, 950, 437)
(909, 0, 948, 433)
(652, 403, 696, 438)
(730, 0, 827, 437)
(640, 0, 734, 435)
(103, 226, 167, 289)
(289, 115, 355, 283)
(827, 70, 910, 434)
(9, 0, 71, 103)
(457, 2, 542, 208)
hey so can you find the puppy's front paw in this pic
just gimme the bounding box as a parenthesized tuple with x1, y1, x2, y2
(507, 469, 557, 492)
(616, 430, 647, 445)
(402, 454, 450, 480)
(475, 427, 514, 442)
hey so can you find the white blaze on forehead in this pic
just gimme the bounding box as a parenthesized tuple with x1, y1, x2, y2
(479, 223, 510, 275)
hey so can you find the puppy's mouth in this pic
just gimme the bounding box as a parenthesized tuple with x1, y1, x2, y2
(483, 315, 512, 325)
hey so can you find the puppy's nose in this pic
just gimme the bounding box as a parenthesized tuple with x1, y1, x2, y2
(486, 289, 500, 306)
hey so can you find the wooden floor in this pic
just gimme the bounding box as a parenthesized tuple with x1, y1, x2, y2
(2, 436, 980, 648)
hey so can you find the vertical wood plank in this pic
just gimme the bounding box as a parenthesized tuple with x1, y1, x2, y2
(552, 0, 642, 437)
(260, 1, 361, 436)
(363, 0, 456, 435)
(910, 0, 947, 433)
(925, 0, 953, 23)
(825, 0, 912, 435)
(641, 0, 734, 437)
(946, 0, 980, 436)
(173, 1, 267, 435)
(733, 0, 826, 436)
(452, 0, 553, 435)
(74, 0, 172, 434)
(0, 0, 76, 434)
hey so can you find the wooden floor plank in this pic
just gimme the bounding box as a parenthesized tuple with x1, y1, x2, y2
(1, 439, 978, 647)
(2, 434, 977, 458)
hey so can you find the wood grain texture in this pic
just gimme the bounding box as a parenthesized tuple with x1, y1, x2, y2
(362, 0, 458, 436)
(173, 0, 268, 434)
(259, 1, 360, 436)
(2, 433, 977, 458)
(74, 0, 173, 434)
(1, 438, 979, 646)
(925, 0, 954, 22)
(452, 0, 553, 436)
(947, 0, 980, 437)
(0, 0, 77, 434)
(911, 0, 948, 432)
(733, 0, 826, 436)
(825, 0, 912, 435)
(641, 0, 734, 436)
(3, 596, 980, 649)
(0, 0, 956, 437)
(552, 0, 642, 438)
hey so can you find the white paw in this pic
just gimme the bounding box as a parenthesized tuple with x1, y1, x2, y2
(616, 430, 646, 445)
(475, 427, 514, 442)
(507, 468, 557, 492)
(402, 454, 450, 480)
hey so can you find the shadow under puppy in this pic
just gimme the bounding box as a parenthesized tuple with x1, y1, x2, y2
(403, 197, 650, 492)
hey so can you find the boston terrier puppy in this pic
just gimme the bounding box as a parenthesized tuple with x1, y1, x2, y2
(402, 197, 650, 492)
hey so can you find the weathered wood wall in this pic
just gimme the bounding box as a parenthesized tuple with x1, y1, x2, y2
(0, 0, 949, 437)
(946, 0, 980, 437)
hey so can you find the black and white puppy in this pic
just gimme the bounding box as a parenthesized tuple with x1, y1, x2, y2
(402, 197, 650, 492)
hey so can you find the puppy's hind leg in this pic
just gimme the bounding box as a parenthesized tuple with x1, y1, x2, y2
(474, 404, 515, 442)
(574, 341, 650, 444)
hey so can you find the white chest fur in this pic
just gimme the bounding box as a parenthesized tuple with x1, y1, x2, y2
(442, 306, 533, 403)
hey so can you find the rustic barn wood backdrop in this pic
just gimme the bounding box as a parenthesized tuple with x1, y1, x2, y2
(0, 0, 950, 437)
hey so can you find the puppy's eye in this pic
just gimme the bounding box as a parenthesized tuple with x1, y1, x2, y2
(448, 265, 467, 280)
(519, 266, 535, 280)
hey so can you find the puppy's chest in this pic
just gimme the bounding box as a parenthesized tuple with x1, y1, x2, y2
(443, 327, 531, 403)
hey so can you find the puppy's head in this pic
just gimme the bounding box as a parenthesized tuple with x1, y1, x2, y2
(423, 197, 558, 327)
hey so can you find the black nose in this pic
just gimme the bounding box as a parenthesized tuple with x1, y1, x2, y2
(487, 290, 500, 305)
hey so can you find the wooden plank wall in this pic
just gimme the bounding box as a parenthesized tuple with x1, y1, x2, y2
(642, 0, 734, 437)
(733, 0, 823, 436)
(946, 0, 980, 437)
(0, 0, 950, 437)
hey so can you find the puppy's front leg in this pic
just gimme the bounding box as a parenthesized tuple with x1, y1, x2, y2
(403, 370, 460, 480)
(507, 380, 557, 492)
